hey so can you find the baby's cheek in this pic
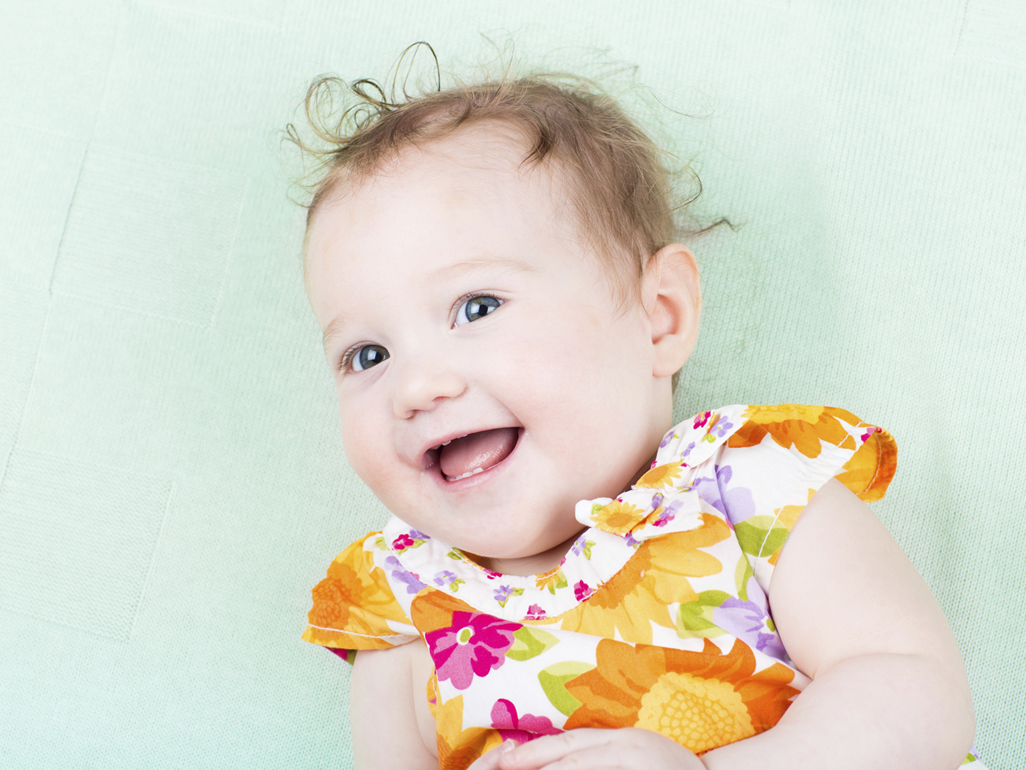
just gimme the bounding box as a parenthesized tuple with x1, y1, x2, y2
(337, 415, 387, 486)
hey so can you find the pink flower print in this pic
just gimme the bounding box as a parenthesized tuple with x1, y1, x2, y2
(483, 567, 503, 580)
(525, 604, 546, 620)
(490, 699, 562, 744)
(861, 426, 880, 442)
(573, 580, 593, 602)
(693, 411, 712, 429)
(392, 533, 414, 552)
(425, 612, 521, 690)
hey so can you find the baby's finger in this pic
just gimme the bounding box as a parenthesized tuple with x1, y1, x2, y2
(468, 739, 518, 770)
(496, 730, 611, 769)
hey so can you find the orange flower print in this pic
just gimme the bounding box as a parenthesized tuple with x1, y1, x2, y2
(635, 461, 686, 489)
(558, 514, 731, 644)
(432, 689, 504, 770)
(304, 538, 410, 647)
(563, 637, 799, 754)
(728, 405, 858, 460)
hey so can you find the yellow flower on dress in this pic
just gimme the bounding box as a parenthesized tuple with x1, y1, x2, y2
(562, 637, 799, 754)
(588, 499, 646, 535)
(535, 569, 568, 594)
(558, 514, 730, 644)
(635, 461, 686, 489)
(728, 405, 857, 460)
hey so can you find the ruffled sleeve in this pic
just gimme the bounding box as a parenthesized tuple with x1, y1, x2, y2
(301, 531, 420, 661)
(710, 404, 896, 591)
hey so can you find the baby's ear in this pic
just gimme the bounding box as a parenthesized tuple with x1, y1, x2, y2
(642, 244, 702, 377)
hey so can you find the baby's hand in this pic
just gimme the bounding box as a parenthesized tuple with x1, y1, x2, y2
(468, 728, 706, 770)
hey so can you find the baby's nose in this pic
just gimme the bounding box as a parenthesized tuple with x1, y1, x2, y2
(392, 357, 467, 419)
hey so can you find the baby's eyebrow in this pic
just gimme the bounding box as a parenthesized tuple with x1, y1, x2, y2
(322, 314, 350, 353)
(430, 256, 536, 282)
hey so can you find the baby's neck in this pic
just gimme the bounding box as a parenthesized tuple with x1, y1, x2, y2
(464, 527, 587, 577)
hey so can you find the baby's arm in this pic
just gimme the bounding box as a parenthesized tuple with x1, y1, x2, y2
(701, 477, 975, 769)
(350, 644, 438, 770)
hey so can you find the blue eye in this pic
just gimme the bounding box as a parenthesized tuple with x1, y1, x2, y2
(455, 296, 502, 326)
(349, 344, 389, 371)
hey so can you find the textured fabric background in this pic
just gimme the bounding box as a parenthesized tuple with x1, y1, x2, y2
(1, 1, 1023, 767)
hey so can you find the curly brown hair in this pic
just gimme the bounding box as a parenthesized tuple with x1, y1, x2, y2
(285, 42, 730, 304)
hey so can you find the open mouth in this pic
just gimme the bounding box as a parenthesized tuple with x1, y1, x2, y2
(426, 427, 520, 482)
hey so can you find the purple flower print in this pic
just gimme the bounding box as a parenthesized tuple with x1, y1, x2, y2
(659, 427, 679, 448)
(490, 699, 562, 744)
(434, 570, 457, 586)
(525, 604, 546, 620)
(384, 555, 427, 596)
(709, 418, 734, 440)
(574, 580, 593, 602)
(712, 597, 786, 660)
(425, 612, 521, 690)
(691, 464, 756, 526)
(569, 534, 594, 560)
(570, 534, 586, 557)
(494, 585, 514, 604)
(392, 533, 414, 552)
(408, 529, 430, 541)
(650, 497, 683, 527)
(433, 570, 464, 592)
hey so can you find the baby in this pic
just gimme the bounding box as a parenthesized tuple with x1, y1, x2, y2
(294, 58, 983, 770)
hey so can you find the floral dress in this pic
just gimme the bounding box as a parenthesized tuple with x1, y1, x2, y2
(303, 405, 986, 769)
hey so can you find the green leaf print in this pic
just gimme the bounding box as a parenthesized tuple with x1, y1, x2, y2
(735, 553, 754, 602)
(506, 626, 560, 662)
(734, 515, 790, 558)
(676, 590, 731, 638)
(539, 661, 594, 717)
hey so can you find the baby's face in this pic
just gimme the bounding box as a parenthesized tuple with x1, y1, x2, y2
(305, 124, 675, 574)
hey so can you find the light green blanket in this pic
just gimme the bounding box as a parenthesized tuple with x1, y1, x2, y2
(1, 1, 1023, 767)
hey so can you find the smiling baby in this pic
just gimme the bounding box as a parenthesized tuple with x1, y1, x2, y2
(294, 61, 981, 770)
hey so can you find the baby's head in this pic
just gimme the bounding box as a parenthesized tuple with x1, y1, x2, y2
(298, 69, 704, 574)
